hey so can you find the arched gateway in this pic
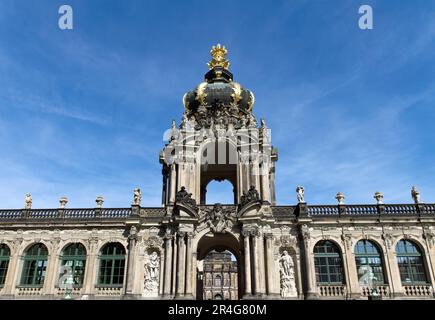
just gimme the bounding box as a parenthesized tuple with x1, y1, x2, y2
(157, 44, 282, 300)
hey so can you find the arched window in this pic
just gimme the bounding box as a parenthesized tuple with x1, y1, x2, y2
(98, 243, 126, 286)
(0, 244, 10, 286)
(314, 240, 344, 284)
(396, 240, 428, 284)
(214, 275, 222, 287)
(21, 243, 48, 286)
(355, 240, 386, 284)
(60, 243, 87, 287)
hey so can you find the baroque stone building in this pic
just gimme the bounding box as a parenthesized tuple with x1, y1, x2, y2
(0, 45, 434, 300)
(198, 251, 238, 300)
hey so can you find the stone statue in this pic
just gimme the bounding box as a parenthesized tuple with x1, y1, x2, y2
(25, 193, 32, 210)
(374, 191, 383, 205)
(279, 251, 294, 276)
(175, 186, 198, 211)
(181, 113, 188, 129)
(240, 186, 260, 208)
(411, 186, 421, 204)
(133, 188, 142, 206)
(144, 251, 160, 291)
(296, 186, 305, 203)
(279, 251, 297, 297)
(335, 192, 345, 205)
(59, 196, 68, 209)
(95, 196, 104, 208)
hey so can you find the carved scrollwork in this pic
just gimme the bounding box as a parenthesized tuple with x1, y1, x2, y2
(175, 187, 198, 211)
(144, 236, 163, 249)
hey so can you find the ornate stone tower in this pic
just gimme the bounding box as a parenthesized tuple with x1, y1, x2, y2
(160, 44, 278, 208)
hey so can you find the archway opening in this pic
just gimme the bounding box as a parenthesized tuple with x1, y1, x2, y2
(200, 140, 238, 205)
(204, 179, 235, 205)
(196, 233, 242, 300)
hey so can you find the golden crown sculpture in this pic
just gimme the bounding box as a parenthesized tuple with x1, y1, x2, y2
(207, 44, 230, 70)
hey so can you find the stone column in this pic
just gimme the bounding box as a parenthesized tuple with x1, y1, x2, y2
(252, 232, 260, 296)
(243, 231, 252, 297)
(258, 234, 266, 295)
(300, 226, 316, 298)
(84, 239, 99, 296)
(383, 237, 405, 297)
(172, 235, 178, 295)
(270, 165, 276, 206)
(44, 241, 60, 296)
(342, 236, 360, 298)
(176, 232, 186, 298)
(163, 235, 173, 296)
(125, 229, 138, 295)
(3, 241, 22, 297)
(169, 164, 177, 204)
(260, 162, 270, 203)
(185, 233, 193, 298)
(265, 234, 278, 296)
(423, 235, 435, 291)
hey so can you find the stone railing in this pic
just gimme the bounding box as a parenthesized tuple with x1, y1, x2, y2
(29, 209, 59, 219)
(318, 285, 346, 298)
(384, 205, 417, 215)
(142, 207, 167, 217)
(272, 206, 296, 216)
(346, 205, 378, 216)
(304, 204, 435, 217)
(65, 209, 96, 219)
(95, 286, 124, 296)
(0, 210, 22, 219)
(308, 206, 339, 216)
(403, 285, 433, 297)
(0, 208, 133, 221)
(55, 287, 83, 298)
(16, 286, 43, 296)
(101, 208, 132, 218)
(360, 285, 390, 298)
(423, 204, 435, 214)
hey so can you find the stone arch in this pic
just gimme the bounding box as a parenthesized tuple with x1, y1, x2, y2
(56, 240, 90, 256)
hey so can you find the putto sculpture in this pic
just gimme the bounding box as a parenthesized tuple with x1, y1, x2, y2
(24, 193, 32, 210)
(411, 186, 421, 204)
(296, 186, 305, 203)
(133, 188, 142, 206)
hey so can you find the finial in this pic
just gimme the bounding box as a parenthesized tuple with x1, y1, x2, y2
(96, 195, 104, 208)
(411, 186, 421, 204)
(374, 191, 384, 205)
(335, 192, 345, 205)
(59, 196, 68, 209)
(208, 44, 230, 70)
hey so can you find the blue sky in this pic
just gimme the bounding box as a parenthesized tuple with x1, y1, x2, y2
(0, 0, 434, 208)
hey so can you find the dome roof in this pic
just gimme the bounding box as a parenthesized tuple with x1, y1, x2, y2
(181, 45, 256, 129)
